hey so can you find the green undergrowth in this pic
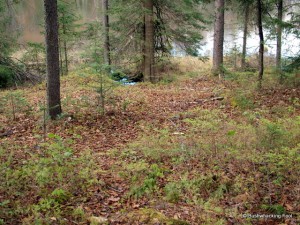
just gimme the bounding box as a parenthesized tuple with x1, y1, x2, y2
(126, 208, 190, 225)
(224, 68, 300, 89)
(0, 134, 98, 224)
(115, 108, 300, 224)
(1, 68, 299, 224)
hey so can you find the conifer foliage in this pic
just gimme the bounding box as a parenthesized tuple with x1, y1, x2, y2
(110, 0, 207, 82)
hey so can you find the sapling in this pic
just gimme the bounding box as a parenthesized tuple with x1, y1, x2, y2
(94, 65, 118, 115)
(2, 91, 32, 121)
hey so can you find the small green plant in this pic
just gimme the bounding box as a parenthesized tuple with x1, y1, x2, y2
(231, 91, 254, 110)
(258, 119, 288, 149)
(0, 135, 98, 224)
(0, 91, 32, 120)
(261, 204, 286, 215)
(95, 72, 118, 115)
(122, 98, 131, 112)
(164, 182, 181, 203)
(21, 42, 46, 73)
(290, 97, 300, 108)
(160, 74, 176, 84)
(84, 63, 118, 116)
(129, 164, 164, 198)
(72, 206, 86, 221)
(51, 188, 71, 204)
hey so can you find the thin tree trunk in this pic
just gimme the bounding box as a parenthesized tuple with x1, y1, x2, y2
(62, 16, 69, 74)
(144, 0, 155, 82)
(102, 0, 111, 66)
(64, 40, 68, 74)
(59, 40, 64, 76)
(241, 3, 249, 69)
(212, 0, 225, 76)
(257, 0, 264, 88)
(44, 0, 62, 119)
(276, 0, 283, 73)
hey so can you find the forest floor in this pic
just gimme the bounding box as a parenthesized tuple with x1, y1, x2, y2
(1, 60, 300, 225)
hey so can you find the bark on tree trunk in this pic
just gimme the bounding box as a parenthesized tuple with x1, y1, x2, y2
(64, 40, 68, 74)
(102, 0, 111, 66)
(257, 0, 264, 88)
(212, 0, 225, 76)
(276, 0, 283, 72)
(62, 16, 69, 74)
(143, 0, 155, 82)
(241, 3, 249, 69)
(59, 40, 64, 76)
(44, 0, 62, 119)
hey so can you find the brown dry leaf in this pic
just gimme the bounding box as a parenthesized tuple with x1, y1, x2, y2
(132, 203, 140, 209)
(108, 196, 120, 202)
(285, 203, 293, 211)
(233, 194, 248, 203)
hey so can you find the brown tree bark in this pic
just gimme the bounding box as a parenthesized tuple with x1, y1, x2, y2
(212, 0, 225, 76)
(257, 0, 264, 88)
(276, 0, 283, 72)
(143, 0, 155, 82)
(102, 0, 111, 66)
(241, 3, 249, 69)
(62, 17, 69, 74)
(44, 0, 62, 119)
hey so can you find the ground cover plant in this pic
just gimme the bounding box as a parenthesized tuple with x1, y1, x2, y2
(1, 57, 299, 224)
(1, 0, 300, 223)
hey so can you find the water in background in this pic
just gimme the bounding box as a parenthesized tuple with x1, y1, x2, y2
(15, 0, 100, 43)
(14, 0, 300, 58)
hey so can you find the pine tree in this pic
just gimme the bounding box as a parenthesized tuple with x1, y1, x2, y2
(0, 0, 16, 56)
(109, 0, 207, 82)
(44, 0, 62, 119)
(257, 0, 264, 88)
(143, 0, 154, 82)
(58, 0, 80, 75)
(212, 0, 225, 76)
(276, 0, 283, 71)
(102, 0, 111, 67)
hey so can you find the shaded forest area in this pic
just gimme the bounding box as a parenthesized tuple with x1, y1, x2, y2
(0, 0, 300, 224)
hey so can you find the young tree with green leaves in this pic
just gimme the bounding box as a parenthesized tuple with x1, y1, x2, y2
(58, 0, 80, 75)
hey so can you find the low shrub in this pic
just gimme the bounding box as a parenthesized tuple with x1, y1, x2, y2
(0, 134, 98, 224)
(0, 65, 14, 88)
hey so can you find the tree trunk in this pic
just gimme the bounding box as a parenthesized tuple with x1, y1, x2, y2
(44, 0, 62, 119)
(212, 0, 225, 76)
(257, 0, 264, 88)
(102, 0, 111, 66)
(64, 40, 68, 74)
(62, 16, 69, 74)
(59, 40, 64, 76)
(241, 3, 249, 69)
(276, 0, 283, 72)
(143, 0, 155, 82)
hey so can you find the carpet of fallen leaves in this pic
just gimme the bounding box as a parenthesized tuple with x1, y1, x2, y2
(1, 73, 300, 224)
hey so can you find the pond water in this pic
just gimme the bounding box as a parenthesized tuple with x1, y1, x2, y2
(14, 0, 300, 58)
